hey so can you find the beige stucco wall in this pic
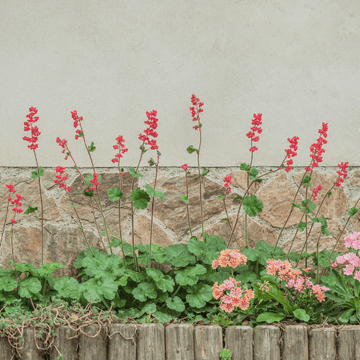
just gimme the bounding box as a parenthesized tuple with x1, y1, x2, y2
(0, 0, 359, 167)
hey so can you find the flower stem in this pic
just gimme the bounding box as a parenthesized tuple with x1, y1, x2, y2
(0, 202, 9, 252)
(222, 197, 242, 250)
(185, 171, 193, 237)
(33, 149, 44, 265)
(197, 121, 204, 239)
(117, 160, 126, 268)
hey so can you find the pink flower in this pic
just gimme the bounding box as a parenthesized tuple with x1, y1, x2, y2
(223, 175, 232, 194)
(336, 255, 345, 264)
(247, 114, 262, 152)
(354, 271, 360, 282)
(139, 110, 159, 150)
(181, 164, 188, 171)
(344, 264, 355, 276)
(312, 184, 322, 201)
(305, 123, 328, 172)
(336, 162, 349, 187)
(112, 135, 128, 163)
(23, 107, 40, 150)
(11, 219, 16, 223)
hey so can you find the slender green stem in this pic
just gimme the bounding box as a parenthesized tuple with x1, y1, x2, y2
(185, 171, 193, 236)
(117, 160, 126, 268)
(197, 120, 204, 239)
(33, 150, 44, 265)
(148, 156, 160, 267)
(222, 197, 242, 250)
(172, 285, 181, 298)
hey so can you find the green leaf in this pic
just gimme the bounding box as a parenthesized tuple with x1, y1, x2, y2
(292, 203, 301, 209)
(256, 312, 285, 323)
(309, 216, 320, 223)
(107, 188, 123, 201)
(81, 278, 118, 302)
(87, 141, 96, 152)
(233, 195, 243, 201)
(288, 252, 301, 262)
(243, 195, 263, 217)
(200, 169, 210, 176)
(298, 222, 307, 232)
(18, 277, 41, 298)
(35, 262, 66, 278)
(129, 167, 143, 178)
(132, 282, 157, 302)
(249, 167, 259, 181)
(24, 205, 38, 214)
(70, 203, 76, 208)
(166, 296, 185, 312)
(154, 310, 176, 324)
(186, 284, 213, 308)
(327, 191, 332, 197)
(301, 199, 316, 214)
(339, 309, 354, 324)
(221, 218, 229, 221)
(31, 166, 44, 179)
(204, 233, 227, 252)
(302, 175, 311, 187)
(294, 309, 310, 322)
(218, 195, 224, 200)
(243, 247, 259, 262)
(0, 274, 18, 292)
(53, 277, 81, 300)
(349, 207, 359, 218)
(187, 145, 197, 154)
(84, 173, 102, 187)
(149, 158, 156, 166)
(175, 264, 207, 286)
(130, 188, 150, 209)
(164, 244, 196, 267)
(240, 163, 250, 172)
(83, 189, 94, 197)
(145, 184, 165, 201)
(155, 275, 175, 293)
(180, 195, 189, 204)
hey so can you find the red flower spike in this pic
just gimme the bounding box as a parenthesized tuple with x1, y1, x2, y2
(138, 111, 159, 150)
(112, 136, 128, 163)
(181, 164, 188, 171)
(305, 123, 328, 172)
(247, 114, 262, 152)
(336, 161, 349, 187)
(223, 175, 232, 194)
(54, 166, 71, 192)
(23, 107, 41, 150)
(190, 94, 204, 130)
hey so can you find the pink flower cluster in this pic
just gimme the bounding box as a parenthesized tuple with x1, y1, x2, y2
(212, 277, 255, 313)
(246, 113, 262, 152)
(312, 184, 322, 201)
(89, 172, 100, 191)
(56, 137, 69, 160)
(336, 162, 349, 187)
(54, 166, 71, 192)
(112, 135, 128, 163)
(23, 107, 41, 150)
(266, 259, 329, 302)
(284, 136, 299, 172)
(212, 249, 247, 269)
(6, 184, 23, 223)
(190, 94, 204, 131)
(332, 233, 360, 282)
(139, 110, 159, 150)
(71, 110, 84, 140)
(181, 164, 188, 171)
(305, 123, 328, 172)
(223, 175, 232, 194)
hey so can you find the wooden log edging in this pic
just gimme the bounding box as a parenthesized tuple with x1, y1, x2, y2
(0, 324, 355, 359)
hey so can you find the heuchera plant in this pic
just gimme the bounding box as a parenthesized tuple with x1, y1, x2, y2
(1, 94, 360, 335)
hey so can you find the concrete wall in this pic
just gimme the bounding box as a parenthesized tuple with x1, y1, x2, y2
(1, 0, 359, 167)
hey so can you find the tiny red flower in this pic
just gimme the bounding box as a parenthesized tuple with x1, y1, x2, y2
(23, 107, 40, 150)
(181, 164, 188, 171)
(112, 136, 128, 163)
(139, 110, 159, 150)
(190, 94, 204, 130)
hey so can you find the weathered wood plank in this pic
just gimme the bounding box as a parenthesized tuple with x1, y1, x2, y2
(17, 327, 46, 360)
(0, 335, 14, 360)
(78, 324, 107, 360)
(254, 325, 281, 360)
(225, 326, 253, 360)
(282, 325, 308, 360)
(194, 325, 222, 360)
(108, 323, 137, 360)
(165, 324, 194, 360)
(137, 323, 165, 360)
(50, 326, 78, 360)
(338, 325, 360, 360)
(309, 328, 336, 360)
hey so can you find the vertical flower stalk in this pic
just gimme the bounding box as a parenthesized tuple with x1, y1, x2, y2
(274, 123, 328, 254)
(132, 110, 159, 267)
(54, 166, 93, 255)
(8, 186, 23, 281)
(222, 175, 242, 250)
(112, 136, 128, 262)
(56, 137, 107, 252)
(190, 94, 205, 238)
(23, 107, 44, 265)
(181, 164, 193, 236)
(148, 151, 161, 266)
(0, 184, 15, 252)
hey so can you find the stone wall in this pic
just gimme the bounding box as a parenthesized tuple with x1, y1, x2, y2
(0, 166, 359, 274)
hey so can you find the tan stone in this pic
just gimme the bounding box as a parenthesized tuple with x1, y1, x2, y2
(257, 173, 303, 228)
(350, 171, 360, 187)
(0, 225, 102, 276)
(295, 172, 348, 220)
(0, 176, 62, 222)
(152, 174, 238, 237)
(125, 214, 174, 248)
(231, 170, 261, 194)
(194, 214, 277, 250)
(350, 199, 360, 233)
